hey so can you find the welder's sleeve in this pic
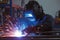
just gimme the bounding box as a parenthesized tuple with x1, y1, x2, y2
(43, 15, 54, 31)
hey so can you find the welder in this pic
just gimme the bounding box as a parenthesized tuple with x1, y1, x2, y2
(23, 1, 53, 35)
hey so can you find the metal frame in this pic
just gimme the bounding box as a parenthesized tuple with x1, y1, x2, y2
(0, 0, 12, 25)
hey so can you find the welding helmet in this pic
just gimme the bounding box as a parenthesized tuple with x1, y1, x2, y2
(25, 1, 45, 20)
(25, 1, 43, 13)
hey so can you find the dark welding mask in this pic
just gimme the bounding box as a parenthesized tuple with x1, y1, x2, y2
(25, 1, 43, 13)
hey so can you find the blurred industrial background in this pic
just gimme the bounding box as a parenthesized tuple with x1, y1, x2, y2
(0, 0, 60, 40)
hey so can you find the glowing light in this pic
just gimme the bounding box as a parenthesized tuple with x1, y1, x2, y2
(28, 14, 33, 17)
(25, 14, 33, 17)
(14, 30, 27, 37)
(24, 10, 34, 17)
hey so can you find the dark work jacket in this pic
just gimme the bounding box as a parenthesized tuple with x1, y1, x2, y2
(36, 14, 53, 32)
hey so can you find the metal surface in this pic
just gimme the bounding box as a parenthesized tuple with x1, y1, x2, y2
(0, 35, 60, 40)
